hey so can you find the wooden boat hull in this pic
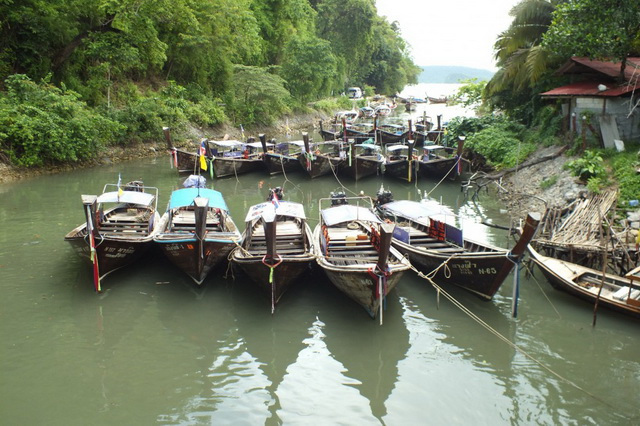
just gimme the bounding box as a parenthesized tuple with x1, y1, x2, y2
(172, 149, 200, 174)
(528, 245, 640, 318)
(212, 158, 264, 178)
(312, 211, 411, 319)
(377, 201, 540, 300)
(65, 229, 155, 281)
(384, 159, 416, 182)
(154, 188, 242, 285)
(339, 157, 383, 180)
(298, 154, 342, 178)
(65, 196, 161, 286)
(155, 237, 238, 285)
(264, 153, 303, 175)
(393, 238, 513, 300)
(415, 157, 459, 180)
(231, 201, 315, 307)
(317, 260, 405, 317)
(233, 256, 313, 302)
(376, 130, 410, 145)
(320, 129, 341, 141)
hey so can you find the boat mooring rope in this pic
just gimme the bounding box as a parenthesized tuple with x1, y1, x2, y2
(408, 256, 617, 410)
(426, 156, 462, 198)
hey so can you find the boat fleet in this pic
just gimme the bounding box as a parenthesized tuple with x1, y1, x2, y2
(64, 125, 640, 321)
(163, 114, 464, 184)
(65, 173, 546, 322)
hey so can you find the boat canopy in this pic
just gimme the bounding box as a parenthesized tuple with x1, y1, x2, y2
(423, 145, 445, 151)
(381, 199, 455, 224)
(97, 191, 155, 206)
(169, 188, 228, 211)
(386, 144, 409, 152)
(354, 143, 381, 150)
(246, 141, 274, 149)
(208, 140, 244, 148)
(245, 201, 306, 222)
(321, 204, 381, 226)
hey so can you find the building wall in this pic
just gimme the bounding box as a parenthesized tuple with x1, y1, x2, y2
(567, 97, 640, 145)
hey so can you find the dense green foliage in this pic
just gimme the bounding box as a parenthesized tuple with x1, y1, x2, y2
(544, 0, 640, 79)
(0, 75, 123, 167)
(0, 0, 420, 168)
(450, 78, 488, 112)
(444, 115, 536, 169)
(613, 153, 640, 204)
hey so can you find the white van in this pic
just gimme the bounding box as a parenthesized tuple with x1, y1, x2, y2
(347, 87, 363, 100)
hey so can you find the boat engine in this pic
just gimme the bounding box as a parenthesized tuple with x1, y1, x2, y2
(268, 187, 284, 201)
(375, 186, 393, 206)
(330, 191, 348, 206)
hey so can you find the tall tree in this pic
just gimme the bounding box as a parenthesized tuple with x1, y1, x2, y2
(485, 0, 563, 121)
(315, 0, 377, 83)
(279, 36, 339, 100)
(543, 0, 640, 79)
(364, 18, 420, 95)
(251, 0, 317, 65)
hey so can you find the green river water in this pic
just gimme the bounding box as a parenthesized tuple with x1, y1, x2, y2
(1, 105, 639, 425)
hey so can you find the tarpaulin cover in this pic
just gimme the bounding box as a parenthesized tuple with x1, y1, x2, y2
(321, 204, 381, 226)
(245, 201, 306, 222)
(169, 188, 228, 211)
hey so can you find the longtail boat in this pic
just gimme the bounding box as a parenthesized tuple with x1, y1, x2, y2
(208, 138, 266, 178)
(415, 137, 466, 180)
(231, 188, 315, 312)
(164, 127, 204, 174)
(298, 137, 344, 179)
(528, 243, 640, 318)
(261, 133, 306, 175)
(338, 142, 384, 181)
(313, 194, 410, 322)
(384, 141, 418, 182)
(375, 189, 541, 300)
(154, 181, 242, 285)
(65, 180, 161, 292)
(318, 119, 342, 141)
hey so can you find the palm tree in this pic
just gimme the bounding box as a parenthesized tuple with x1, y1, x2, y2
(485, 0, 564, 108)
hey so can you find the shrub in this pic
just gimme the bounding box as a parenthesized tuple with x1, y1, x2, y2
(0, 74, 123, 167)
(565, 150, 606, 181)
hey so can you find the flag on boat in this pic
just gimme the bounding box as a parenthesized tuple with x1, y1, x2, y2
(117, 173, 123, 198)
(271, 190, 280, 209)
(199, 140, 208, 171)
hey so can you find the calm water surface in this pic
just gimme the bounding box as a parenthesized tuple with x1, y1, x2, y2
(1, 117, 639, 424)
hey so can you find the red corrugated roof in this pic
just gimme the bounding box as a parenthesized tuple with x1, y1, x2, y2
(557, 57, 640, 80)
(541, 80, 640, 97)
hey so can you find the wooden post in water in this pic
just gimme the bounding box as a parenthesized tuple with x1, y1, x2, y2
(593, 203, 615, 326)
(488, 212, 540, 302)
(407, 139, 415, 183)
(163, 127, 173, 150)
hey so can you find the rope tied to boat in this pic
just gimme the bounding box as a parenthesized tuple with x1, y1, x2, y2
(368, 264, 390, 325)
(262, 254, 283, 314)
(405, 255, 614, 410)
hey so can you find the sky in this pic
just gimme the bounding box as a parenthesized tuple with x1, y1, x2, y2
(375, 0, 521, 71)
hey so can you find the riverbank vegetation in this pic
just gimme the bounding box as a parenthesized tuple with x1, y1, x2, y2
(0, 0, 419, 167)
(449, 0, 640, 205)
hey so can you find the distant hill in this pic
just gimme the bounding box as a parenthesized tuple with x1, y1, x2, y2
(418, 66, 494, 84)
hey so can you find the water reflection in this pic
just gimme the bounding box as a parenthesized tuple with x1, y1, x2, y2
(276, 318, 379, 425)
(319, 284, 408, 422)
(2, 130, 640, 425)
